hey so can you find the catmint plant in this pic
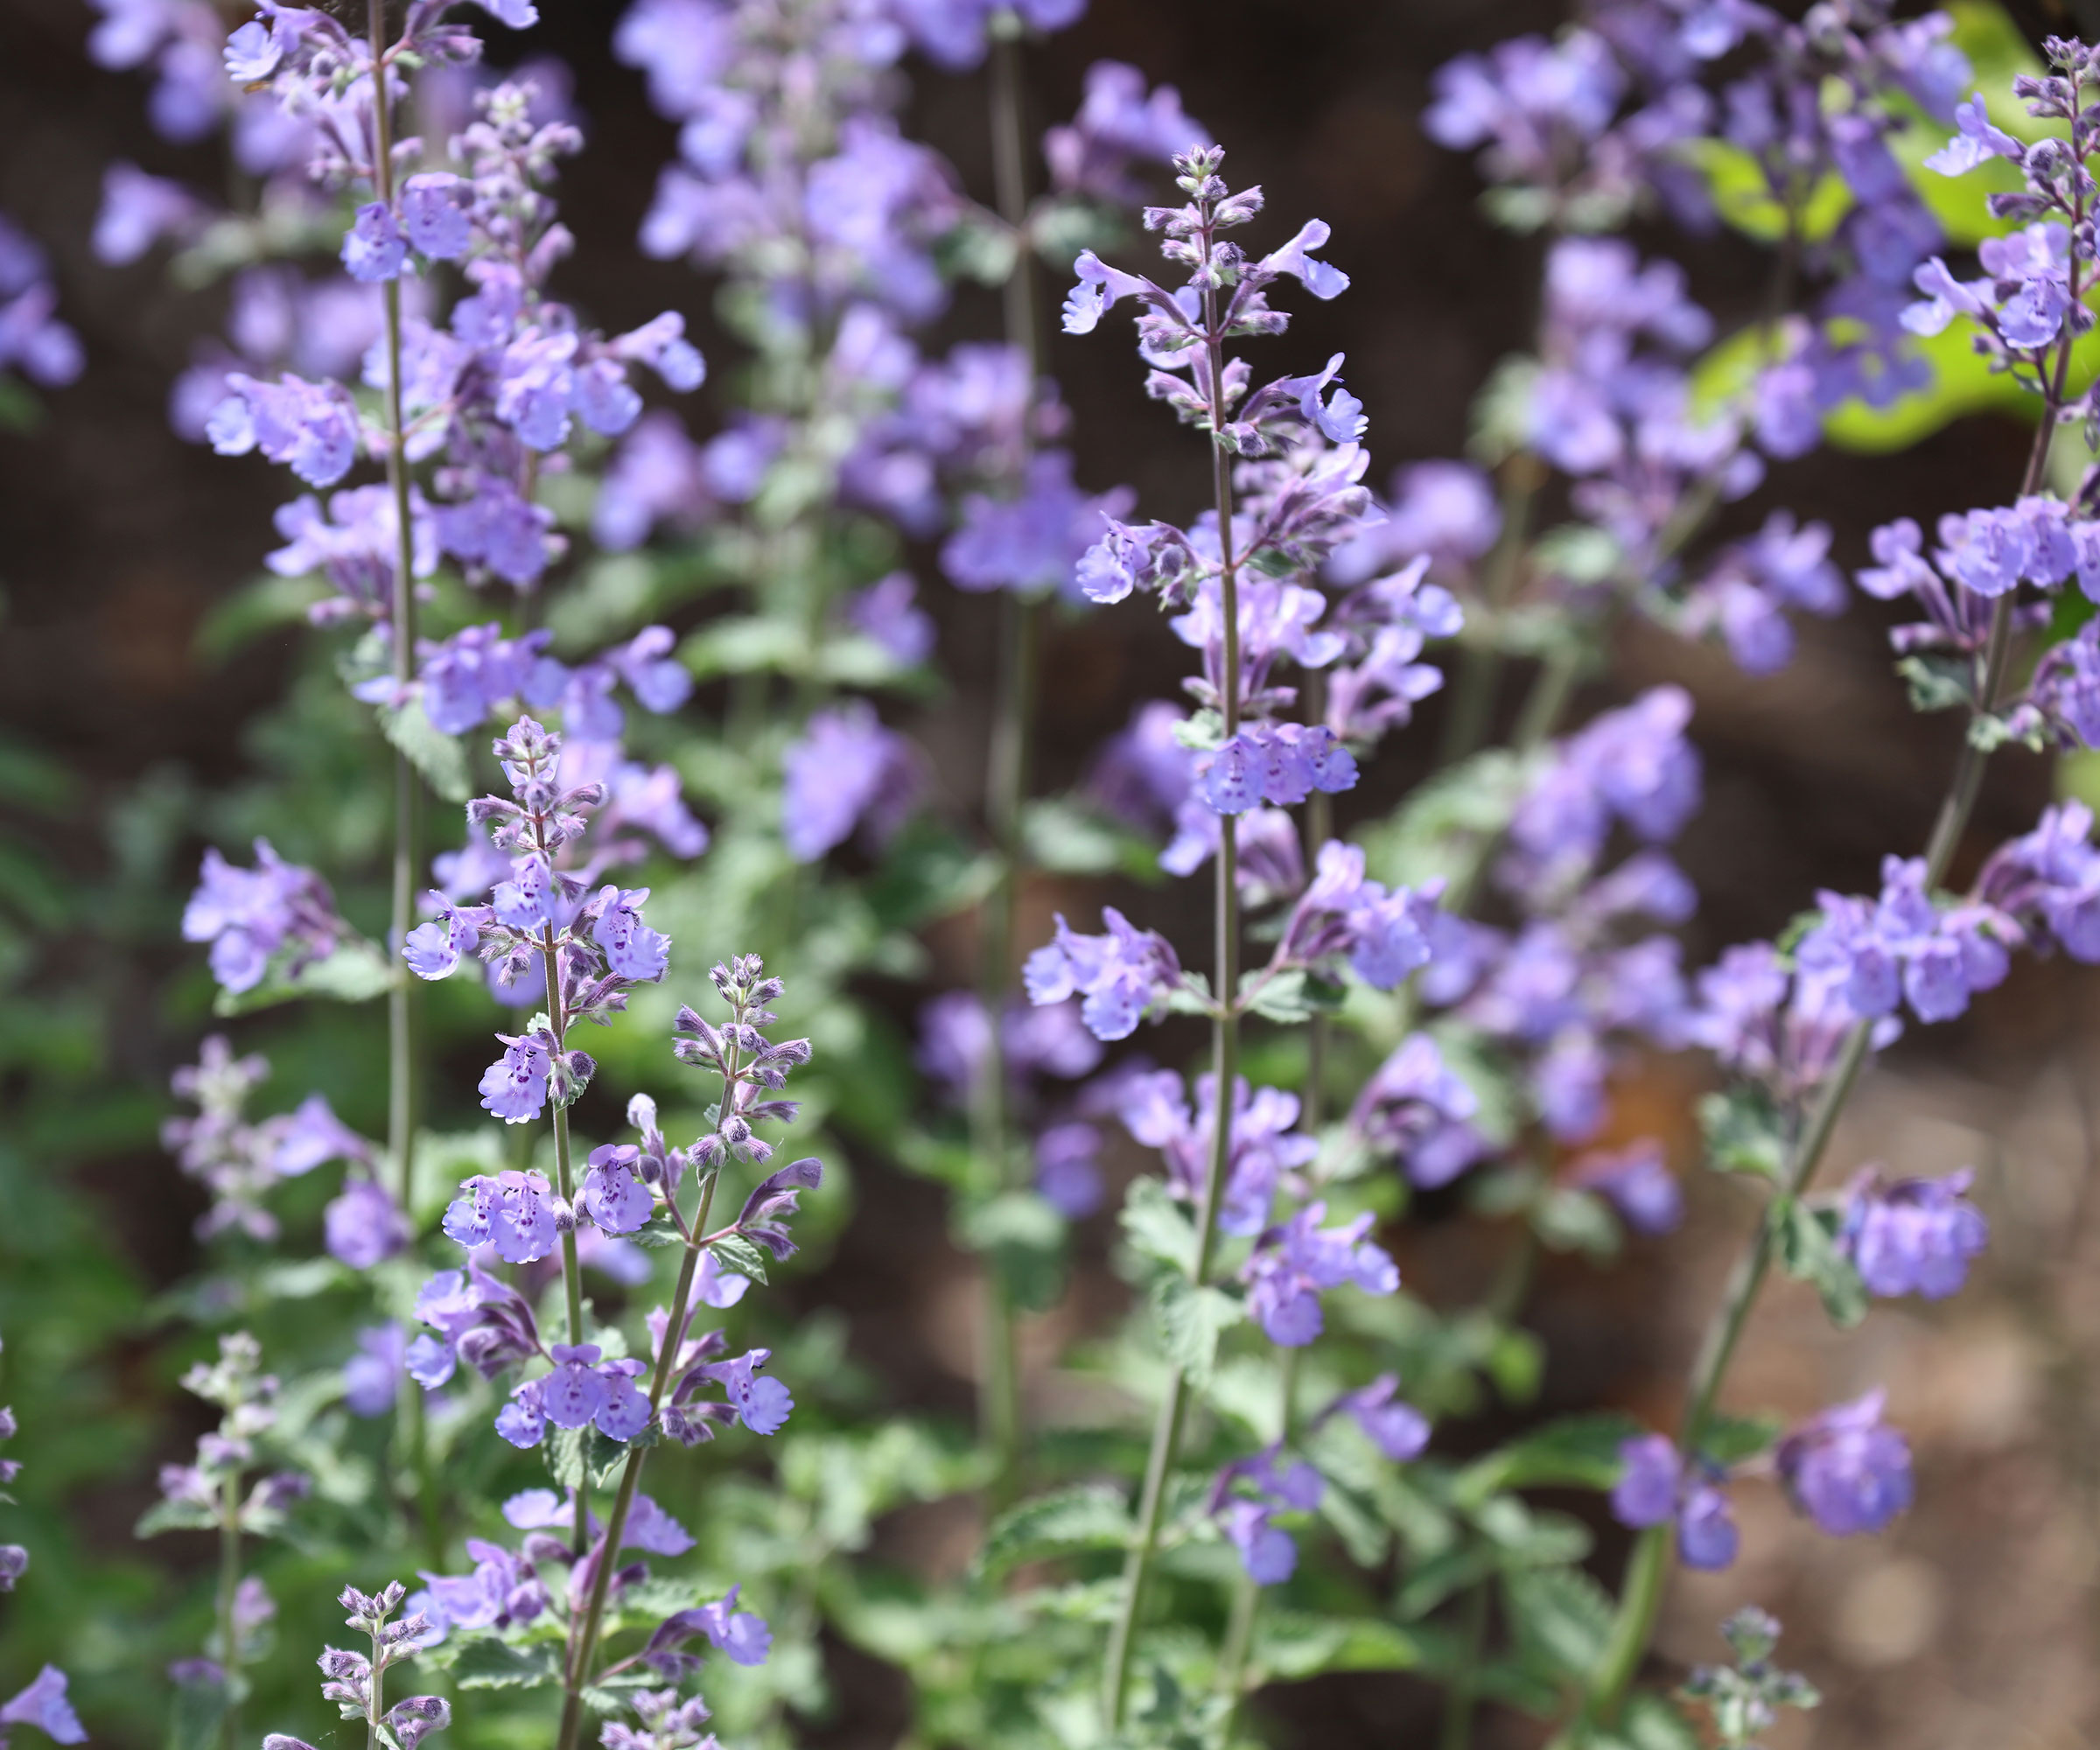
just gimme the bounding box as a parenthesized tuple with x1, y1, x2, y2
(0, 1343, 88, 1750)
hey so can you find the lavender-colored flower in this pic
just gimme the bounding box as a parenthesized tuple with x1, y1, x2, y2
(1035, 1122, 1104, 1219)
(0, 217, 82, 389)
(1023, 908, 1182, 1042)
(1117, 1070, 1319, 1235)
(1278, 841, 1441, 990)
(479, 1034, 554, 1125)
(0, 1669, 87, 1746)
(1043, 60, 1208, 202)
(206, 371, 360, 487)
(1209, 1445, 1323, 1586)
(344, 1324, 407, 1418)
(780, 702, 923, 863)
(325, 1178, 411, 1269)
(1838, 1167, 1987, 1300)
(1511, 687, 1701, 877)
(942, 452, 1134, 598)
(1774, 1391, 1913, 1536)
(1241, 1200, 1399, 1346)
(581, 1144, 654, 1235)
(182, 837, 346, 993)
(1568, 1138, 1683, 1236)
(1348, 1033, 1488, 1189)
(1322, 1373, 1429, 1461)
(91, 162, 202, 265)
(1610, 1434, 1738, 1571)
(1976, 800, 2100, 962)
(843, 571, 935, 666)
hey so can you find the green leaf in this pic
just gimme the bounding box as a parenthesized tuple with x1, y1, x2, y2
(1682, 139, 1852, 245)
(1396, 1544, 1497, 1619)
(545, 1424, 588, 1491)
(166, 1670, 229, 1750)
(136, 1498, 219, 1537)
(1149, 1275, 1242, 1384)
(679, 616, 808, 680)
(1697, 1411, 1782, 1469)
(1773, 1198, 1868, 1328)
(2048, 586, 2098, 650)
(1119, 1176, 1198, 1276)
(1531, 1187, 1620, 1260)
(628, 1214, 685, 1250)
(864, 818, 999, 930)
(1895, 652, 1975, 715)
(979, 1483, 1130, 1574)
(1698, 1087, 1786, 1182)
(1502, 1564, 1615, 1679)
(708, 1231, 771, 1285)
(1254, 1613, 1421, 1681)
(1454, 1412, 1643, 1505)
(1021, 798, 1161, 881)
(214, 936, 397, 1016)
(451, 1635, 564, 1690)
(378, 698, 472, 803)
(956, 1190, 1066, 1312)
(1471, 1495, 1592, 1568)
(1619, 1690, 1704, 1750)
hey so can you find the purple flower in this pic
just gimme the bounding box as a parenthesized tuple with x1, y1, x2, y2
(1035, 1123, 1104, 1219)
(1196, 723, 1357, 816)
(207, 372, 361, 487)
(182, 837, 345, 994)
(343, 202, 409, 283)
(692, 1349, 793, 1436)
(1568, 1139, 1683, 1236)
(1222, 1501, 1298, 1586)
(1322, 1373, 1429, 1461)
(344, 1324, 407, 1418)
(593, 886, 670, 982)
(640, 1584, 773, 1677)
(325, 1178, 411, 1269)
(1242, 1200, 1398, 1345)
(91, 162, 200, 265)
(843, 572, 935, 666)
(1348, 1032, 1488, 1189)
(780, 702, 923, 863)
(1922, 94, 2024, 177)
(1775, 1392, 1913, 1536)
(542, 1344, 609, 1430)
(1609, 1434, 1738, 1572)
(1976, 801, 2100, 962)
(479, 1034, 553, 1124)
(1044, 60, 1209, 201)
(267, 1093, 370, 1178)
(624, 1491, 694, 1556)
(582, 1144, 654, 1235)
(404, 896, 484, 979)
(1511, 687, 1701, 876)
(1023, 908, 1182, 1042)
(942, 452, 1134, 598)
(1210, 1445, 1324, 1586)
(1116, 1070, 1318, 1234)
(1278, 841, 1440, 990)
(1, 1668, 87, 1746)
(1838, 1167, 1987, 1299)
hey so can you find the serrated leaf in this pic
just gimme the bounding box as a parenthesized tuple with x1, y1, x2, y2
(451, 1635, 564, 1690)
(1471, 1494, 1592, 1568)
(1021, 798, 1162, 881)
(545, 1424, 588, 1491)
(708, 1231, 770, 1285)
(1896, 653, 1975, 715)
(979, 1483, 1130, 1574)
(1119, 1176, 1198, 1276)
(1531, 1187, 1620, 1260)
(1150, 1276, 1242, 1383)
(1396, 1544, 1496, 1619)
(1502, 1564, 1615, 1680)
(1253, 1613, 1421, 1681)
(1620, 1690, 1704, 1750)
(1698, 1087, 1786, 1182)
(379, 698, 472, 803)
(1241, 966, 1338, 1025)
(1454, 1412, 1643, 1505)
(136, 1498, 220, 1537)
(1773, 1197, 1867, 1328)
(629, 1214, 684, 1250)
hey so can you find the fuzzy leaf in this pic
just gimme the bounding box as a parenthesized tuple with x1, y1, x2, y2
(1253, 1612, 1422, 1681)
(1149, 1275, 1242, 1383)
(1454, 1412, 1643, 1505)
(545, 1424, 588, 1491)
(451, 1635, 564, 1690)
(136, 1497, 219, 1537)
(379, 698, 472, 803)
(956, 1190, 1065, 1312)
(213, 936, 396, 1016)
(1119, 1176, 1198, 1276)
(979, 1483, 1130, 1575)
(1502, 1564, 1615, 1679)
(1696, 1411, 1782, 1469)
(708, 1231, 770, 1285)
(1773, 1197, 1868, 1328)
(1698, 1087, 1786, 1182)
(166, 1670, 228, 1750)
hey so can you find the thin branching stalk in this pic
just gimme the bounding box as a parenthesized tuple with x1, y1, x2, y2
(217, 1466, 242, 1750)
(976, 24, 1045, 1506)
(1576, 254, 2077, 1726)
(1102, 274, 1246, 1730)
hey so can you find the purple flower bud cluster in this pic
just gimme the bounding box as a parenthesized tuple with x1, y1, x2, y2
(1043, 60, 1208, 204)
(1774, 1390, 1914, 1536)
(1796, 854, 2015, 1026)
(780, 702, 924, 864)
(1568, 1138, 1684, 1236)
(1240, 1200, 1398, 1347)
(0, 1669, 87, 1747)
(149, 1334, 311, 1544)
(1348, 1034, 1489, 1191)
(1116, 1071, 1317, 1240)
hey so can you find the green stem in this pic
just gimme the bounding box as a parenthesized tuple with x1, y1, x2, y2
(217, 1469, 242, 1750)
(1578, 480, 2035, 1728)
(1102, 271, 1245, 1730)
(1440, 454, 1545, 766)
(1438, 1575, 1492, 1750)
(363, 1620, 388, 1750)
(1214, 1348, 1298, 1706)
(555, 1177, 718, 1750)
(974, 21, 1044, 1511)
(541, 930, 587, 1558)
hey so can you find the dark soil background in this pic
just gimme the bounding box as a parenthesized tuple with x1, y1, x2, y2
(2, 1, 2094, 1746)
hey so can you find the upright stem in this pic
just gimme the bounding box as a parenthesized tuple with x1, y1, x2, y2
(217, 1469, 242, 1750)
(975, 23, 1044, 1508)
(554, 1173, 719, 1750)
(363, 1623, 388, 1750)
(1578, 367, 2057, 1726)
(1102, 283, 1245, 1731)
(540, 930, 587, 1556)
(368, 0, 436, 1562)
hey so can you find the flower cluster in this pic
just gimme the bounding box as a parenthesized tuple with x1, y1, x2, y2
(182, 837, 348, 995)
(0, 217, 83, 391)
